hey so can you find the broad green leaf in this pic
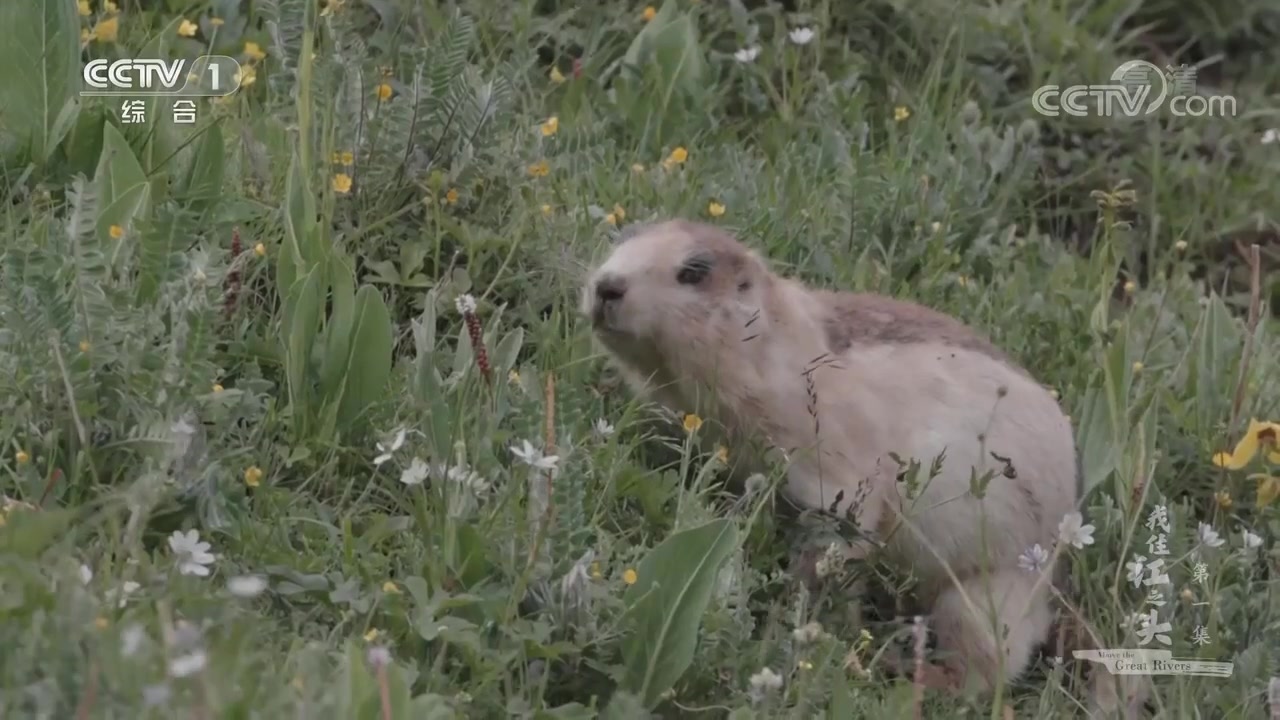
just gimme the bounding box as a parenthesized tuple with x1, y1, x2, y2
(491, 327, 524, 377)
(620, 518, 740, 708)
(335, 286, 394, 433)
(320, 255, 358, 397)
(0, 0, 80, 165)
(176, 123, 226, 212)
(94, 123, 151, 249)
(338, 641, 377, 719)
(0, 508, 77, 557)
(286, 269, 324, 434)
(282, 151, 317, 277)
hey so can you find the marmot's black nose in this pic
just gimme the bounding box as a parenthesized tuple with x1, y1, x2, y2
(595, 275, 626, 303)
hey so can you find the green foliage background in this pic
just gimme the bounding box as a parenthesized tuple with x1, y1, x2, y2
(0, 0, 1278, 717)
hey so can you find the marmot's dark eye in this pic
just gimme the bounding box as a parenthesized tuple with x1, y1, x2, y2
(676, 256, 712, 285)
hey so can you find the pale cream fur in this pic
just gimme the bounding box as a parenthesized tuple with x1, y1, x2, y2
(581, 220, 1081, 694)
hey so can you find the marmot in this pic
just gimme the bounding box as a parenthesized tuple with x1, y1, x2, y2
(581, 219, 1080, 694)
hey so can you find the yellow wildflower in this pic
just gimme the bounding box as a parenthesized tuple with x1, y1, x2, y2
(212, 383, 224, 393)
(332, 173, 353, 193)
(715, 446, 728, 463)
(363, 628, 381, 642)
(244, 466, 263, 488)
(178, 19, 198, 37)
(604, 213, 618, 226)
(642, 6, 657, 21)
(798, 660, 814, 670)
(527, 160, 550, 177)
(78, 0, 90, 15)
(1131, 361, 1144, 374)
(445, 188, 459, 205)
(376, 83, 393, 101)
(540, 204, 552, 216)
(244, 42, 267, 62)
(79, 340, 91, 353)
(612, 204, 626, 221)
(541, 116, 559, 137)
(1174, 240, 1188, 253)
(234, 64, 256, 88)
(382, 581, 401, 594)
(210, 17, 225, 27)
(707, 201, 726, 218)
(254, 243, 266, 257)
(92, 16, 118, 43)
(337, 151, 354, 165)
(549, 66, 566, 84)
(1214, 490, 1233, 509)
(590, 562, 602, 579)
(15, 450, 29, 465)
(109, 224, 124, 239)
(683, 413, 703, 433)
(1212, 419, 1280, 469)
(663, 146, 689, 170)
(94, 616, 109, 630)
(1123, 280, 1137, 295)
(508, 369, 521, 384)
(622, 568, 638, 585)
(103, 0, 117, 12)
(631, 163, 645, 173)
(894, 106, 911, 122)
(1254, 474, 1279, 508)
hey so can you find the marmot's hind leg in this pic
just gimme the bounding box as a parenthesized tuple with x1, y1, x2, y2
(929, 569, 1054, 691)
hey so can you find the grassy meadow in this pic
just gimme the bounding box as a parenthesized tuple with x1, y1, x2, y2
(2, 0, 1279, 717)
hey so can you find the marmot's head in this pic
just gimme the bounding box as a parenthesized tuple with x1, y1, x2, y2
(581, 220, 773, 372)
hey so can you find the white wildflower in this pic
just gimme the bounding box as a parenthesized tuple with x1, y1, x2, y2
(1057, 511, 1096, 549)
(121, 624, 146, 657)
(454, 294, 477, 315)
(366, 645, 392, 668)
(167, 650, 208, 678)
(142, 684, 171, 707)
(788, 27, 815, 45)
(593, 418, 615, 438)
(445, 464, 489, 494)
(227, 575, 268, 598)
(168, 529, 216, 577)
(747, 666, 783, 703)
(106, 580, 141, 608)
(510, 439, 559, 470)
(813, 541, 845, 579)
(373, 428, 407, 466)
(792, 621, 826, 646)
(1262, 128, 1278, 145)
(399, 457, 430, 486)
(1242, 530, 1263, 549)
(79, 564, 94, 585)
(733, 46, 760, 63)
(1017, 543, 1050, 573)
(1198, 522, 1224, 548)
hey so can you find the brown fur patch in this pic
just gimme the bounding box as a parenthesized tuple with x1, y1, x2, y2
(817, 290, 1016, 365)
